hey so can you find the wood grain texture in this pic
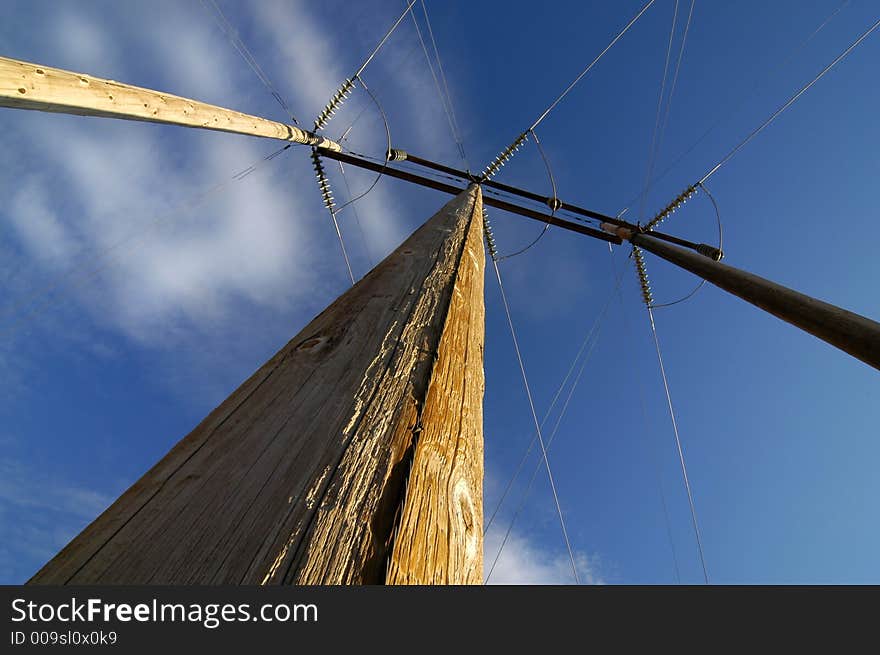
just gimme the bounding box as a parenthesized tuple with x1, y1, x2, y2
(29, 185, 484, 585)
(0, 56, 339, 150)
(386, 190, 485, 584)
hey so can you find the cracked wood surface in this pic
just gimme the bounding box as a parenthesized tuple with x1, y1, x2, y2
(29, 185, 485, 585)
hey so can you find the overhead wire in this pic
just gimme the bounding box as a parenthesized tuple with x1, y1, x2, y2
(495, 129, 558, 260)
(615, 0, 851, 216)
(647, 180, 722, 309)
(646, 305, 709, 584)
(481, 0, 656, 180)
(637, 0, 680, 222)
(698, 13, 880, 185)
(335, 160, 376, 269)
(488, 253, 580, 584)
(332, 77, 393, 215)
(200, 0, 299, 124)
(606, 246, 681, 583)
(355, 0, 418, 80)
(622, 6, 876, 584)
(420, 0, 468, 164)
(313, 145, 356, 285)
(309, 3, 415, 283)
(312, 0, 416, 132)
(528, 0, 656, 133)
(655, 0, 696, 175)
(625, 0, 708, 583)
(485, 269, 622, 584)
(483, 275, 615, 536)
(409, 1, 469, 165)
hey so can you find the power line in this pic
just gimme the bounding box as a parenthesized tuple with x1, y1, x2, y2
(335, 161, 375, 270)
(313, 0, 417, 132)
(419, 0, 468, 164)
(484, 275, 615, 537)
(482, 0, 656, 180)
(355, 0, 418, 80)
(616, 0, 850, 216)
(200, 0, 299, 124)
(489, 254, 581, 584)
(528, 0, 657, 132)
(408, 1, 468, 165)
(606, 246, 681, 584)
(485, 270, 619, 584)
(698, 13, 880, 184)
(648, 180, 722, 309)
(637, 0, 680, 222)
(495, 129, 557, 260)
(646, 306, 709, 583)
(655, 0, 696, 173)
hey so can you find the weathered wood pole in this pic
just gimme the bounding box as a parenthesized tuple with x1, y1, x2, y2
(30, 185, 485, 584)
(0, 56, 340, 150)
(603, 225, 880, 371)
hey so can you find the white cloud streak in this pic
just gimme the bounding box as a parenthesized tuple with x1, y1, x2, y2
(0, 457, 115, 583)
(3, 0, 461, 348)
(484, 524, 604, 585)
(0, 0, 477, 582)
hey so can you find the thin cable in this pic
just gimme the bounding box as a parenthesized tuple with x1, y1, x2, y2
(648, 180, 722, 309)
(638, 0, 679, 222)
(481, 0, 656, 180)
(646, 306, 709, 583)
(655, 0, 696, 179)
(491, 258, 580, 584)
(328, 207, 356, 285)
(200, 0, 299, 124)
(354, 0, 418, 79)
(408, 2, 468, 165)
(332, 76, 392, 215)
(484, 279, 616, 537)
(485, 273, 622, 585)
(606, 247, 681, 583)
(312, 1, 416, 133)
(420, 0, 468, 164)
(496, 129, 557, 260)
(616, 0, 851, 216)
(333, 39, 422, 145)
(315, 75, 391, 285)
(698, 14, 880, 184)
(529, 0, 656, 131)
(337, 161, 375, 269)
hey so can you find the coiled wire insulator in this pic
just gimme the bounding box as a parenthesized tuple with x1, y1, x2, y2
(311, 148, 335, 214)
(644, 184, 697, 231)
(481, 208, 499, 262)
(313, 78, 356, 132)
(481, 131, 530, 181)
(632, 245, 653, 307)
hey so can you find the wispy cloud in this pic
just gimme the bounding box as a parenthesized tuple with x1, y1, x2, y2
(0, 457, 115, 583)
(484, 524, 605, 585)
(0, 0, 476, 583)
(3, 0, 459, 351)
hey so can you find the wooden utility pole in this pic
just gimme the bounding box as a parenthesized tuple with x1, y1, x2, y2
(30, 185, 485, 585)
(0, 56, 340, 150)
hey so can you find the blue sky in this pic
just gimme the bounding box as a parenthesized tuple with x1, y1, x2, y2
(1, 0, 879, 584)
